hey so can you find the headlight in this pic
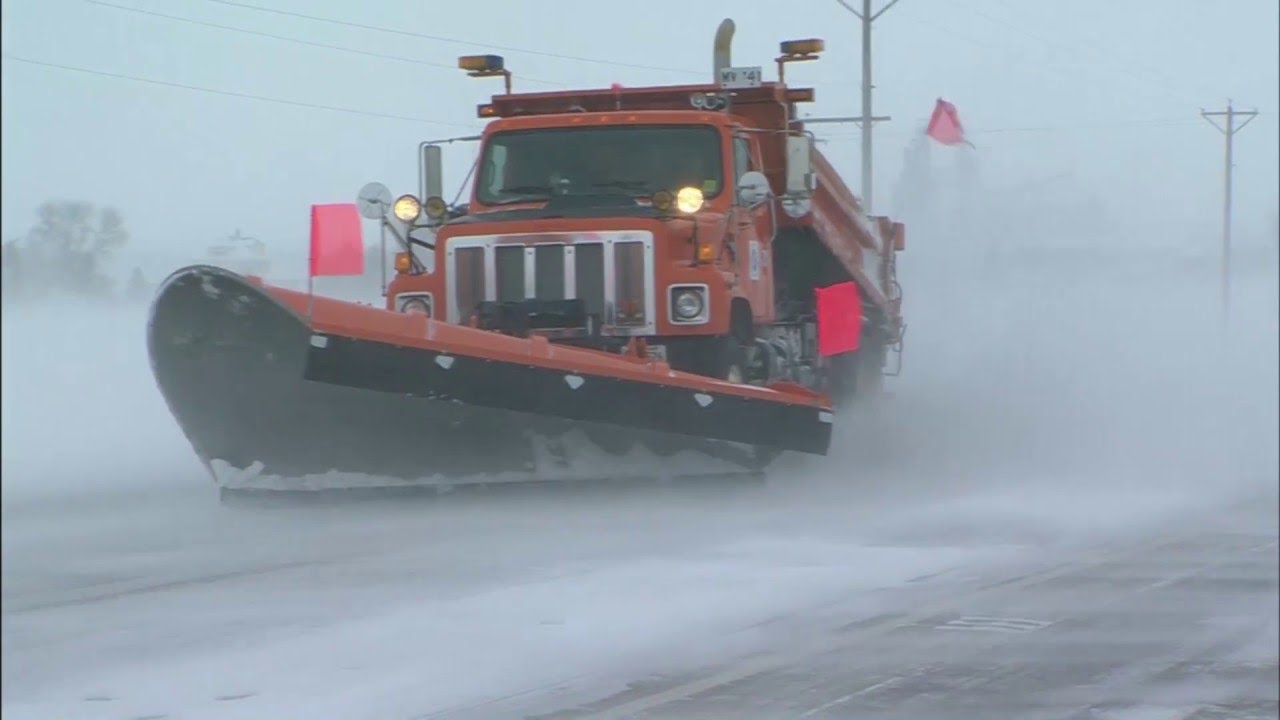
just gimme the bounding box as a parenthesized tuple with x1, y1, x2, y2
(424, 196, 448, 220)
(676, 186, 704, 214)
(399, 296, 431, 316)
(672, 289, 705, 320)
(393, 194, 422, 222)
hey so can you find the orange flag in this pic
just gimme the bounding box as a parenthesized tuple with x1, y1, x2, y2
(815, 281, 862, 356)
(926, 98, 973, 147)
(309, 203, 364, 277)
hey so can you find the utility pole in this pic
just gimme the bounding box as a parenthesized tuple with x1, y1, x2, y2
(835, 0, 900, 214)
(1201, 100, 1258, 320)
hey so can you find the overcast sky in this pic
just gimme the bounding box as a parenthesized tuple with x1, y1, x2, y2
(2, 0, 1277, 275)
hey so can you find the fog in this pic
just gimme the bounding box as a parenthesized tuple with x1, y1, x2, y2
(3, 236, 1276, 715)
(2, 0, 1278, 716)
(3, 0, 1278, 275)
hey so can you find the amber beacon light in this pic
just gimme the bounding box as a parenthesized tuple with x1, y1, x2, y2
(458, 54, 512, 94)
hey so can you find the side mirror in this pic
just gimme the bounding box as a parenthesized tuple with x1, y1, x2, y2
(420, 144, 444, 201)
(737, 170, 772, 206)
(785, 135, 815, 195)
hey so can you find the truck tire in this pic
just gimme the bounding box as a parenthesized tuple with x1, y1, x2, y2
(716, 335, 747, 381)
(829, 339, 884, 406)
(855, 339, 885, 398)
(747, 445, 782, 471)
(704, 334, 746, 383)
(827, 352, 858, 405)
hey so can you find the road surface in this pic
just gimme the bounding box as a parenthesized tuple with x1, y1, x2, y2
(3, 472, 1274, 720)
(518, 493, 1279, 720)
(3, 260, 1276, 719)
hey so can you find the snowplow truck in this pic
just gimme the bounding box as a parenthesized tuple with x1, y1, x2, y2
(146, 22, 906, 494)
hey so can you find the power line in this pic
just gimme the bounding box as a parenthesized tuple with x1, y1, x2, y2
(986, 0, 1222, 102)
(85, 0, 889, 94)
(957, 119, 1202, 134)
(0, 54, 479, 128)
(879, 4, 1033, 55)
(83, 0, 569, 88)
(2, 52, 1233, 140)
(884, 3, 1215, 113)
(90, 0, 868, 92)
(962, 5, 1203, 108)
(199, 0, 705, 78)
(814, 118, 1203, 139)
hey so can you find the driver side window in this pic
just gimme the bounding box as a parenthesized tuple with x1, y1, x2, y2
(733, 137, 753, 184)
(484, 144, 508, 196)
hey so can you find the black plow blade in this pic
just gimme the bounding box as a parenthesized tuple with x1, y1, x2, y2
(147, 265, 831, 493)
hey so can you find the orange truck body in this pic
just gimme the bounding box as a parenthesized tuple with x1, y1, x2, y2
(382, 49, 904, 393)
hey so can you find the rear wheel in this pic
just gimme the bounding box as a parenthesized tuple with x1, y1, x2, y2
(828, 338, 885, 406)
(827, 352, 858, 404)
(855, 339, 885, 397)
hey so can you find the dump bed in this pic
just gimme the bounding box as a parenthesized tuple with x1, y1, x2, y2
(806, 144, 901, 311)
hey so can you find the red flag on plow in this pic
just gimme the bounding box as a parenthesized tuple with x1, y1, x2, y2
(926, 98, 974, 147)
(309, 203, 364, 277)
(815, 281, 863, 357)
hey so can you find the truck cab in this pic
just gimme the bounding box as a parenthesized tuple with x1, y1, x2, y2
(371, 38, 903, 398)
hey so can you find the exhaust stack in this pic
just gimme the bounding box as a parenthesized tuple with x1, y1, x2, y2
(713, 18, 735, 81)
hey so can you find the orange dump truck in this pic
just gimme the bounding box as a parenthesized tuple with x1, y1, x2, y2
(147, 21, 906, 495)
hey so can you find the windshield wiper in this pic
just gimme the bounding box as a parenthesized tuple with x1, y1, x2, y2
(488, 185, 554, 205)
(592, 179, 650, 193)
(499, 184, 554, 194)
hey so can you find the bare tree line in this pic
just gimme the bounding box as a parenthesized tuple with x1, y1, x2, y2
(1, 199, 150, 305)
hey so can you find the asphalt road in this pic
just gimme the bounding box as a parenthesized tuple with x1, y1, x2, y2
(458, 491, 1279, 720)
(4, 261, 1275, 720)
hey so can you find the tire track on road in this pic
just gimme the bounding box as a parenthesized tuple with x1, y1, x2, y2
(552, 523, 1273, 719)
(2, 559, 332, 614)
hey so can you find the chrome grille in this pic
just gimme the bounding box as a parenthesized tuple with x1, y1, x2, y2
(446, 232, 655, 334)
(572, 243, 605, 321)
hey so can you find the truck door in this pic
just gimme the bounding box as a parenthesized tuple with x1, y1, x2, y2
(732, 135, 774, 324)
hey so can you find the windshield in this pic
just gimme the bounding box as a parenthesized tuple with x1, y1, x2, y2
(475, 125, 724, 206)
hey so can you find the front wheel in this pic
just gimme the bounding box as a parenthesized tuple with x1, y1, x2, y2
(715, 336, 747, 383)
(695, 334, 746, 383)
(746, 445, 782, 471)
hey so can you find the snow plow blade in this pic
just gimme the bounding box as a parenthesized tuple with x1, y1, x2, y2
(147, 265, 833, 491)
